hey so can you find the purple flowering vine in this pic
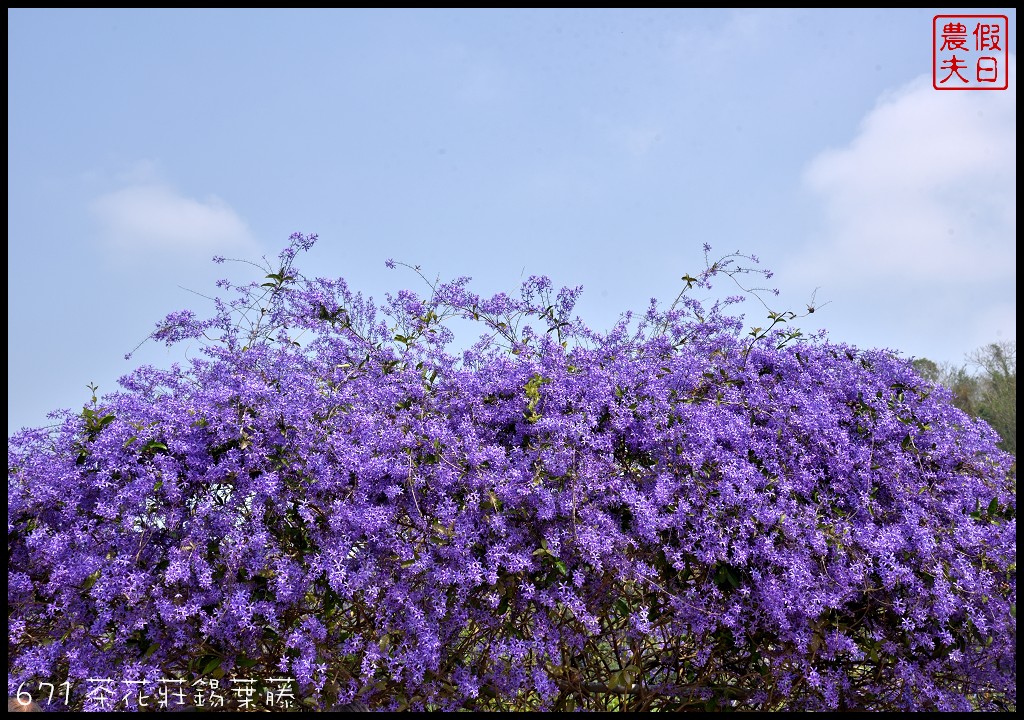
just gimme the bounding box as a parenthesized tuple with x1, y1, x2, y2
(8, 233, 1015, 711)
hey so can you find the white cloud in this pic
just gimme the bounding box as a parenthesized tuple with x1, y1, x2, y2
(92, 184, 258, 256)
(783, 58, 1016, 364)
(794, 57, 1016, 284)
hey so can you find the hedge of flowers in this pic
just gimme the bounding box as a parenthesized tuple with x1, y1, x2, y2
(8, 234, 1015, 711)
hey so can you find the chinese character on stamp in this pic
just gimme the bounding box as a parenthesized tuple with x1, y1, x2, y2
(934, 15, 1009, 90)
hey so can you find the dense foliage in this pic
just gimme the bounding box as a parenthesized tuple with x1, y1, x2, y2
(8, 235, 1016, 711)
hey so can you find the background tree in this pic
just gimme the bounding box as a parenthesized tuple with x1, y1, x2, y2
(970, 340, 1016, 456)
(914, 341, 1015, 455)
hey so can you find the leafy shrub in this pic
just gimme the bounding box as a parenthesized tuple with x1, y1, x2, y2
(8, 234, 1015, 711)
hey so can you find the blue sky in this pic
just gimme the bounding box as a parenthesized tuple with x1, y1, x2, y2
(7, 8, 1016, 434)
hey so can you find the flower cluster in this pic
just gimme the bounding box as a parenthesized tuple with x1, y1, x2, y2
(8, 235, 1015, 711)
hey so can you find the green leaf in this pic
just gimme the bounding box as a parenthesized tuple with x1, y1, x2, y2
(201, 657, 222, 675)
(623, 664, 640, 686)
(969, 498, 983, 520)
(81, 569, 101, 592)
(143, 440, 168, 454)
